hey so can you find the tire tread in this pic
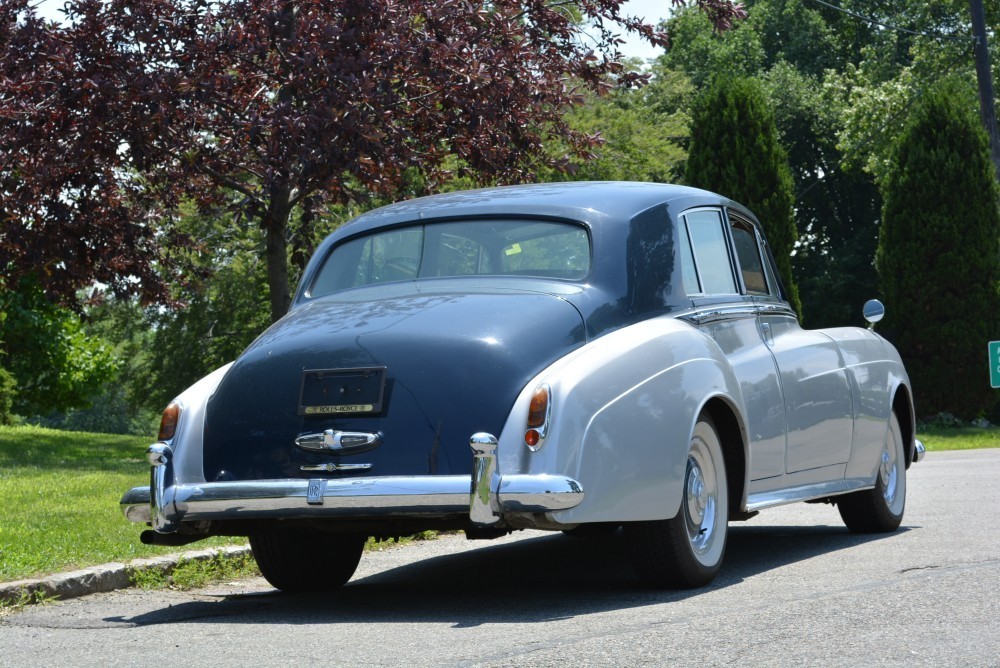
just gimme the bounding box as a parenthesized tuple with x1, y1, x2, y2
(250, 530, 365, 592)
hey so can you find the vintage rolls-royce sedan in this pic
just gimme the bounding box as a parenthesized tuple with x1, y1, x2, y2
(121, 182, 924, 590)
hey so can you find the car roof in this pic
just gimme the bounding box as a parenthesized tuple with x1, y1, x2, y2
(294, 181, 766, 310)
(337, 181, 738, 235)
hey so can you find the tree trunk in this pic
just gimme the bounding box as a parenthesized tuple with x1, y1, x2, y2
(263, 202, 292, 323)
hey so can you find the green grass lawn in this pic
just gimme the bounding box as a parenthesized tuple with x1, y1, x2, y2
(0, 421, 997, 583)
(916, 425, 1000, 451)
(0, 425, 246, 582)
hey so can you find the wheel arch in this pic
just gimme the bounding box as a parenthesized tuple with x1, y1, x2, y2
(520, 317, 749, 526)
(701, 396, 749, 518)
(891, 383, 917, 468)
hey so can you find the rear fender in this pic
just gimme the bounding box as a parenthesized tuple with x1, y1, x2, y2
(158, 363, 233, 485)
(494, 316, 747, 524)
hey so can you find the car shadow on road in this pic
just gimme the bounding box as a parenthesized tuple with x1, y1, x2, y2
(105, 522, 913, 628)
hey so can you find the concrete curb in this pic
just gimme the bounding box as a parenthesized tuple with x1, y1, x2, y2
(0, 545, 251, 606)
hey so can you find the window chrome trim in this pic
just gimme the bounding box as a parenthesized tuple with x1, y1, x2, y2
(681, 303, 760, 326)
(679, 299, 796, 327)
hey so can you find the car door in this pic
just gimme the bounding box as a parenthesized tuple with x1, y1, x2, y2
(679, 208, 786, 481)
(727, 213, 855, 474)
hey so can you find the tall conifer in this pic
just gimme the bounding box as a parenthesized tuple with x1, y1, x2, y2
(878, 87, 1000, 419)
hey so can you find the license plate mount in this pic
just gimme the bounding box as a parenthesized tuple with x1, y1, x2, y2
(298, 367, 386, 416)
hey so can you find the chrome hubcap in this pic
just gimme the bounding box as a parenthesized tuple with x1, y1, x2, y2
(880, 442, 898, 507)
(684, 450, 717, 554)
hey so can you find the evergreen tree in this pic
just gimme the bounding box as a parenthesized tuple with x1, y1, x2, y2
(685, 76, 801, 314)
(878, 86, 1000, 419)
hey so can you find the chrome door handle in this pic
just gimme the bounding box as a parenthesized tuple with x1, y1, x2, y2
(760, 321, 774, 346)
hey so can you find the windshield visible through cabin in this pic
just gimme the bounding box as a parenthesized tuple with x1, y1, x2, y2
(309, 220, 591, 298)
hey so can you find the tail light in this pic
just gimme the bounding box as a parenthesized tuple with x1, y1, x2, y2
(524, 384, 551, 450)
(158, 402, 180, 441)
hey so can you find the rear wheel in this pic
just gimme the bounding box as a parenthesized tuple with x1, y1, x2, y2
(625, 416, 729, 589)
(838, 411, 906, 533)
(250, 529, 366, 592)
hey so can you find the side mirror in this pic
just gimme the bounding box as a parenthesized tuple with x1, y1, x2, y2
(863, 299, 885, 325)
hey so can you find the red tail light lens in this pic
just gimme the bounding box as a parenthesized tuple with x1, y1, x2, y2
(525, 385, 550, 450)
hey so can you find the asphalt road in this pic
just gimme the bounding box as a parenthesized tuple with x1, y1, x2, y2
(2, 449, 998, 667)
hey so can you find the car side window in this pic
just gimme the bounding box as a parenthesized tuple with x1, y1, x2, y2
(683, 210, 737, 295)
(729, 218, 770, 295)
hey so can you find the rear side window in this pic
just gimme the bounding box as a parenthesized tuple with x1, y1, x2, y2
(730, 219, 769, 295)
(309, 220, 590, 298)
(682, 210, 737, 295)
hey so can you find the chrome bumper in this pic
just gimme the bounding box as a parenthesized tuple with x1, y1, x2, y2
(913, 439, 926, 464)
(121, 433, 584, 532)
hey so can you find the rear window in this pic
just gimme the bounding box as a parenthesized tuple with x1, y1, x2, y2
(309, 220, 591, 298)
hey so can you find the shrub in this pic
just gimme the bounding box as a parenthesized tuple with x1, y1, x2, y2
(0, 367, 15, 425)
(877, 85, 1000, 419)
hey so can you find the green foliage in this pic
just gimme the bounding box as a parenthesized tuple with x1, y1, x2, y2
(877, 86, 1000, 419)
(124, 202, 367, 415)
(139, 221, 272, 414)
(128, 551, 258, 590)
(0, 279, 118, 417)
(760, 63, 882, 327)
(545, 88, 689, 183)
(685, 75, 802, 314)
(831, 7, 986, 186)
(658, 0, 997, 329)
(659, 8, 766, 89)
(746, 0, 844, 76)
(34, 384, 158, 437)
(0, 367, 14, 426)
(0, 586, 58, 613)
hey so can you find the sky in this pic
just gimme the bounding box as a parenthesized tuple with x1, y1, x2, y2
(617, 0, 675, 63)
(32, 0, 675, 64)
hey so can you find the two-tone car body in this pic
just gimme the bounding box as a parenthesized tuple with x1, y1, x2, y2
(121, 182, 923, 590)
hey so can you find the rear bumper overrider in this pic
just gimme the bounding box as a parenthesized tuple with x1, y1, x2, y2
(120, 433, 584, 532)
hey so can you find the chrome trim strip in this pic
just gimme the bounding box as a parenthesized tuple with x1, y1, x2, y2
(755, 302, 797, 317)
(680, 301, 797, 327)
(746, 477, 875, 511)
(120, 440, 585, 528)
(683, 305, 759, 326)
(300, 463, 373, 472)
